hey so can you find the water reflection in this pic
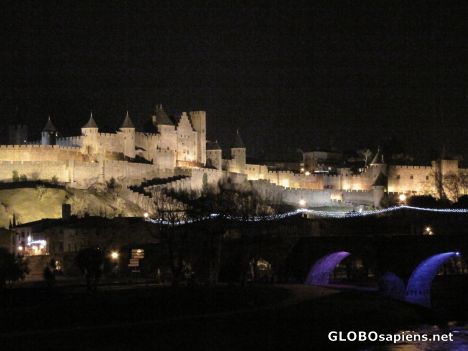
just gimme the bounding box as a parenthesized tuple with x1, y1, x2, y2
(364, 325, 468, 351)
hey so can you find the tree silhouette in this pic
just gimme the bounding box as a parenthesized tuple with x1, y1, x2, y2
(0, 248, 29, 289)
(75, 248, 104, 292)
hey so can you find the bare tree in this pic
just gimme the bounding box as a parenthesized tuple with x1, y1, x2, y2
(358, 149, 373, 167)
(153, 193, 189, 287)
(443, 173, 460, 202)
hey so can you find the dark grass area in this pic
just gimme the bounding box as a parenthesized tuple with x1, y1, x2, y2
(0, 285, 434, 351)
(0, 284, 290, 333)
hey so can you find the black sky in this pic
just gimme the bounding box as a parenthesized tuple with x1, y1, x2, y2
(1, 1, 467, 161)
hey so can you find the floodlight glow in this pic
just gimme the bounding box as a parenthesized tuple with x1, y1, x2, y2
(406, 252, 459, 307)
(305, 251, 351, 285)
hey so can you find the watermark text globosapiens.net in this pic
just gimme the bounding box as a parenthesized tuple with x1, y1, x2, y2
(328, 330, 454, 343)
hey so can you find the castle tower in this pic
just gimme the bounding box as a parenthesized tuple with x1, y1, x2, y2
(230, 129, 246, 173)
(81, 112, 99, 155)
(189, 111, 207, 165)
(206, 140, 222, 170)
(41, 116, 57, 145)
(153, 104, 177, 152)
(369, 147, 387, 180)
(8, 107, 28, 145)
(372, 172, 388, 208)
(153, 104, 175, 131)
(119, 111, 135, 159)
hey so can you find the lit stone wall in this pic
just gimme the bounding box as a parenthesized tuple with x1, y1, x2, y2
(0, 160, 71, 182)
(0, 145, 85, 162)
(57, 136, 83, 148)
(460, 168, 468, 196)
(189, 111, 207, 165)
(387, 165, 434, 194)
(176, 113, 198, 163)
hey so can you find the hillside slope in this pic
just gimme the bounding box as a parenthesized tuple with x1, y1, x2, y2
(0, 187, 144, 228)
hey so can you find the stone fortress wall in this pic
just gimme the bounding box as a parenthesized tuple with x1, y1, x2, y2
(0, 147, 175, 189)
(3, 107, 467, 212)
(0, 145, 85, 162)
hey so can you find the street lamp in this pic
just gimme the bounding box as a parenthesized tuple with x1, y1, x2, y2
(299, 199, 306, 207)
(398, 193, 407, 203)
(143, 212, 149, 219)
(110, 251, 119, 260)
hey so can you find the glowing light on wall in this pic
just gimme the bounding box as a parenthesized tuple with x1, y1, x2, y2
(305, 251, 351, 285)
(405, 252, 460, 307)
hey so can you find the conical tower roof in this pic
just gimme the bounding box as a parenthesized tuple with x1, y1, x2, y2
(231, 129, 245, 148)
(372, 172, 388, 187)
(120, 111, 135, 129)
(42, 116, 56, 132)
(154, 104, 174, 126)
(82, 112, 98, 128)
(207, 140, 222, 150)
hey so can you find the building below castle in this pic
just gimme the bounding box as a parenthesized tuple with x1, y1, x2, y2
(2, 105, 467, 211)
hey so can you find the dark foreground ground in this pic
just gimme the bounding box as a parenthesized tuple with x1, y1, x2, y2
(0, 283, 445, 351)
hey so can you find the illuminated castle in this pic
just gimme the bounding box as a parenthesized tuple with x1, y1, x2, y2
(2, 106, 467, 210)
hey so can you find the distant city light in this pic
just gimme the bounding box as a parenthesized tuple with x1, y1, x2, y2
(398, 193, 407, 202)
(299, 199, 306, 207)
(424, 226, 434, 235)
(143, 212, 149, 218)
(17, 246, 23, 251)
(304, 171, 311, 176)
(110, 251, 119, 260)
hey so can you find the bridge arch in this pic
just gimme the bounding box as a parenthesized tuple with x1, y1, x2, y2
(305, 251, 351, 285)
(405, 252, 461, 307)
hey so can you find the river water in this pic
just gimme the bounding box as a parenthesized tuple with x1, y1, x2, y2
(364, 324, 468, 350)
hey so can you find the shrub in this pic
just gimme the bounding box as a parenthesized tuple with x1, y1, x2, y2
(12, 170, 19, 182)
(0, 248, 29, 289)
(106, 177, 117, 191)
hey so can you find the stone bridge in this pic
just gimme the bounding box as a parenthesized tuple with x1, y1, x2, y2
(286, 234, 468, 307)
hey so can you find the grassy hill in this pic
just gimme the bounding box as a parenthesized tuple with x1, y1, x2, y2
(0, 187, 144, 228)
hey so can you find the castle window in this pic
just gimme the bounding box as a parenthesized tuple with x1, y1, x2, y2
(426, 176, 429, 180)
(410, 175, 414, 179)
(396, 175, 400, 179)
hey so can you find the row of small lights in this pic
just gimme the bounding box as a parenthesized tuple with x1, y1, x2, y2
(143, 202, 468, 225)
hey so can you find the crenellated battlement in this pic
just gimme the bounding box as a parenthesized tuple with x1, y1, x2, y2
(391, 165, 433, 170)
(97, 132, 119, 138)
(0, 144, 81, 151)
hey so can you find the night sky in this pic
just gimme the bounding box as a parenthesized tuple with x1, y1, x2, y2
(1, 1, 466, 161)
